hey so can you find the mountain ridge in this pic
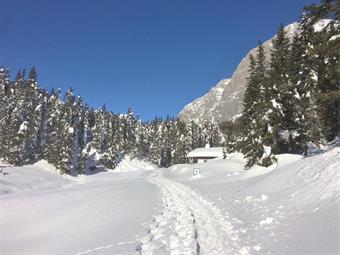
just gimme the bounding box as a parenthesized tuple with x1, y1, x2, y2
(178, 22, 300, 124)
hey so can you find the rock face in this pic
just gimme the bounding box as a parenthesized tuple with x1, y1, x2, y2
(178, 22, 299, 124)
(178, 79, 231, 124)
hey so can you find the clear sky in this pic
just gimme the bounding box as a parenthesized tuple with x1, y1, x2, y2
(1, 0, 316, 120)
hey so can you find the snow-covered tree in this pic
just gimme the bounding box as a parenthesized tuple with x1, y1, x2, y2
(266, 24, 293, 154)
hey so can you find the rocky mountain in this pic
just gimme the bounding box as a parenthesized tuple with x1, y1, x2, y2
(178, 22, 300, 124)
(178, 79, 231, 124)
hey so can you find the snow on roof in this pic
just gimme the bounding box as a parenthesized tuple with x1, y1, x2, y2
(187, 147, 224, 158)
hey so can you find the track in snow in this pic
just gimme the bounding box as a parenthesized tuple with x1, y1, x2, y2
(139, 172, 242, 255)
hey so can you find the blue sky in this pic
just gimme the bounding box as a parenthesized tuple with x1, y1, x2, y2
(1, 0, 316, 120)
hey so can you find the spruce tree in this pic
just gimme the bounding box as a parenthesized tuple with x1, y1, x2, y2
(305, 0, 340, 141)
(240, 54, 260, 167)
(24, 68, 46, 161)
(210, 123, 224, 147)
(293, 14, 322, 155)
(148, 119, 163, 165)
(266, 24, 293, 153)
(124, 107, 137, 152)
(5, 73, 30, 165)
(44, 89, 63, 167)
(172, 119, 190, 165)
(0, 68, 11, 160)
(58, 89, 78, 174)
(241, 43, 273, 168)
(313, 24, 340, 141)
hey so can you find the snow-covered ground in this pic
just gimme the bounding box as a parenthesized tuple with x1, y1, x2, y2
(1, 148, 339, 254)
(0, 161, 160, 255)
(161, 149, 340, 254)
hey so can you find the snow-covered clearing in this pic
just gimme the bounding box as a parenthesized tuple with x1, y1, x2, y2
(1, 147, 339, 255)
(0, 161, 160, 255)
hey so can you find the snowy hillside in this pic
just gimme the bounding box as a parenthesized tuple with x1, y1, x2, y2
(1, 148, 339, 254)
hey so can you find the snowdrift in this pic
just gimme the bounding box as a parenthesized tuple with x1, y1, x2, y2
(0, 161, 71, 195)
(114, 154, 156, 173)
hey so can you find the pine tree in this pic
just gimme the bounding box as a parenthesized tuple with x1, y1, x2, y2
(172, 119, 190, 165)
(209, 123, 224, 147)
(79, 108, 97, 173)
(58, 89, 78, 174)
(135, 119, 147, 159)
(266, 24, 293, 154)
(0, 68, 12, 160)
(28, 66, 37, 81)
(187, 121, 202, 150)
(100, 117, 118, 169)
(305, 0, 340, 141)
(240, 43, 272, 168)
(240, 54, 259, 167)
(5, 74, 30, 165)
(15, 70, 23, 81)
(148, 119, 163, 165)
(159, 118, 174, 167)
(24, 68, 46, 161)
(287, 33, 306, 153)
(91, 106, 109, 156)
(313, 25, 340, 141)
(44, 88, 63, 167)
(293, 14, 322, 155)
(72, 96, 88, 173)
(124, 107, 137, 152)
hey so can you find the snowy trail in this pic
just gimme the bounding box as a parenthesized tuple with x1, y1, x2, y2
(140, 172, 242, 255)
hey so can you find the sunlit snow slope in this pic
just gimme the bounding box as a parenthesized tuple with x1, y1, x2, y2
(163, 148, 340, 254)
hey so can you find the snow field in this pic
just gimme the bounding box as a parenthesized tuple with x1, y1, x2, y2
(1, 147, 339, 254)
(0, 162, 160, 255)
